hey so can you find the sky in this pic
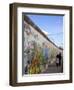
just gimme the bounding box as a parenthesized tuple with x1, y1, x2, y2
(26, 14, 63, 48)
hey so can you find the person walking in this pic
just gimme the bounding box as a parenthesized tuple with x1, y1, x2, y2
(58, 53, 62, 66)
(56, 54, 59, 68)
(56, 52, 62, 68)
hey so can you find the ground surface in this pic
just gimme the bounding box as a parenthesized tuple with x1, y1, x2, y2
(43, 62, 63, 74)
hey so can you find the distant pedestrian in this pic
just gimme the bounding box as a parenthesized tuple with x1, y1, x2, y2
(56, 53, 62, 67)
(58, 53, 62, 66)
(56, 54, 59, 67)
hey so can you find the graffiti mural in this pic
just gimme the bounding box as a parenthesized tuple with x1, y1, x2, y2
(23, 22, 50, 74)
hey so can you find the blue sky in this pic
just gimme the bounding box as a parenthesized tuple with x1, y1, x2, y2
(26, 14, 63, 47)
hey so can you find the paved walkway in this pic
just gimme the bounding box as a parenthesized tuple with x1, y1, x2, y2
(43, 62, 63, 74)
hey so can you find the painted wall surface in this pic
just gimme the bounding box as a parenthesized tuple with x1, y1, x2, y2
(0, 0, 74, 90)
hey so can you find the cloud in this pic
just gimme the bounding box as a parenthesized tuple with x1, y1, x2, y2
(42, 30, 50, 35)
